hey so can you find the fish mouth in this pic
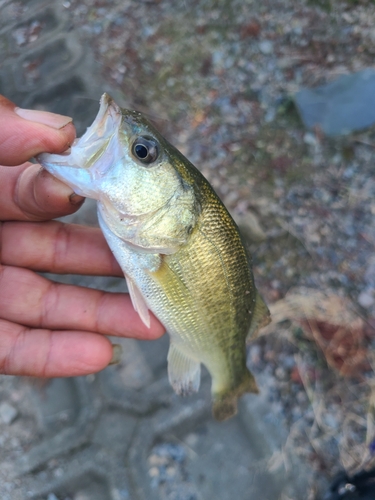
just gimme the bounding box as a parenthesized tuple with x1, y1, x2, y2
(37, 93, 123, 197)
(38, 93, 122, 170)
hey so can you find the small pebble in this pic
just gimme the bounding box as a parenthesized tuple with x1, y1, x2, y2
(283, 355, 296, 369)
(0, 402, 18, 424)
(149, 467, 159, 478)
(323, 413, 338, 430)
(303, 132, 318, 146)
(148, 454, 168, 467)
(275, 367, 287, 380)
(53, 467, 64, 478)
(259, 40, 273, 55)
(292, 407, 303, 420)
(296, 391, 308, 404)
(185, 433, 199, 447)
(74, 493, 91, 500)
(358, 290, 375, 309)
(166, 466, 176, 477)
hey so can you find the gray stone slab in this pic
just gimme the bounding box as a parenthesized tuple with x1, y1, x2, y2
(31, 378, 81, 435)
(16, 378, 100, 475)
(128, 381, 212, 500)
(294, 68, 375, 136)
(127, 380, 287, 500)
(30, 462, 116, 500)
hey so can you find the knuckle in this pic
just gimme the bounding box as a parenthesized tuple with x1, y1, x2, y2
(51, 223, 71, 273)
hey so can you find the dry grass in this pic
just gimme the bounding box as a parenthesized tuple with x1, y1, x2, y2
(258, 288, 375, 493)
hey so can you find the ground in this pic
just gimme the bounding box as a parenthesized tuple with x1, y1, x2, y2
(1, 0, 375, 499)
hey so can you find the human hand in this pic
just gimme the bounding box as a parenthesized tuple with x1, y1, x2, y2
(0, 96, 164, 377)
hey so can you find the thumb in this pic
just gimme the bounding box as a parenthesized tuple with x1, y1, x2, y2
(0, 95, 76, 166)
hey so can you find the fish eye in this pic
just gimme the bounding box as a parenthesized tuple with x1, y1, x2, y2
(131, 136, 159, 164)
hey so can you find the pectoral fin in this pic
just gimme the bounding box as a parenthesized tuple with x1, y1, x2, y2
(125, 276, 151, 328)
(247, 291, 271, 341)
(167, 342, 201, 396)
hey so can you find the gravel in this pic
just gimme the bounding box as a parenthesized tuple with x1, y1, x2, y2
(17, 0, 375, 497)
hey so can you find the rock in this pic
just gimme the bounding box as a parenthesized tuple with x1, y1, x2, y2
(240, 20, 261, 39)
(323, 412, 338, 430)
(0, 402, 18, 425)
(358, 289, 375, 309)
(275, 367, 287, 380)
(278, 57, 297, 70)
(47, 494, 59, 500)
(294, 69, 375, 135)
(74, 493, 91, 500)
(259, 40, 273, 55)
(303, 132, 318, 146)
(148, 466, 159, 478)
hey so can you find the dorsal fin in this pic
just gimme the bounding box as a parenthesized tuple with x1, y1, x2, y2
(247, 292, 271, 342)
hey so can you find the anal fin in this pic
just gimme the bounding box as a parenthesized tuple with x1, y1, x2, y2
(167, 342, 201, 396)
(125, 276, 150, 328)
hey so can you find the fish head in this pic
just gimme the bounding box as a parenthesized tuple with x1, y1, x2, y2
(38, 93, 199, 253)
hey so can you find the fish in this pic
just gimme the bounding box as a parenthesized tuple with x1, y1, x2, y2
(37, 93, 270, 421)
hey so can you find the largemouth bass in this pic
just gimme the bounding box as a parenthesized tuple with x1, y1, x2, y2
(38, 94, 270, 421)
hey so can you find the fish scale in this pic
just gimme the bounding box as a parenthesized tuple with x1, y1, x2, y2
(38, 93, 270, 421)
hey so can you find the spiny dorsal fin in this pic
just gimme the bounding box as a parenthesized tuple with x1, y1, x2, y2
(167, 342, 201, 396)
(247, 291, 271, 342)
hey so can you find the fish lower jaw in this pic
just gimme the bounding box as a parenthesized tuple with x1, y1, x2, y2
(39, 162, 98, 199)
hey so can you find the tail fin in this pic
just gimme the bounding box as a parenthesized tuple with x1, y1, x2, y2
(212, 370, 259, 421)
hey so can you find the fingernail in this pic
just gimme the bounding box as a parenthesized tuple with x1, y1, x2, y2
(15, 107, 73, 129)
(109, 344, 122, 366)
(69, 193, 85, 205)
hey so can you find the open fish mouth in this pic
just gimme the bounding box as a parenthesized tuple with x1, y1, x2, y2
(38, 93, 122, 169)
(37, 93, 123, 197)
